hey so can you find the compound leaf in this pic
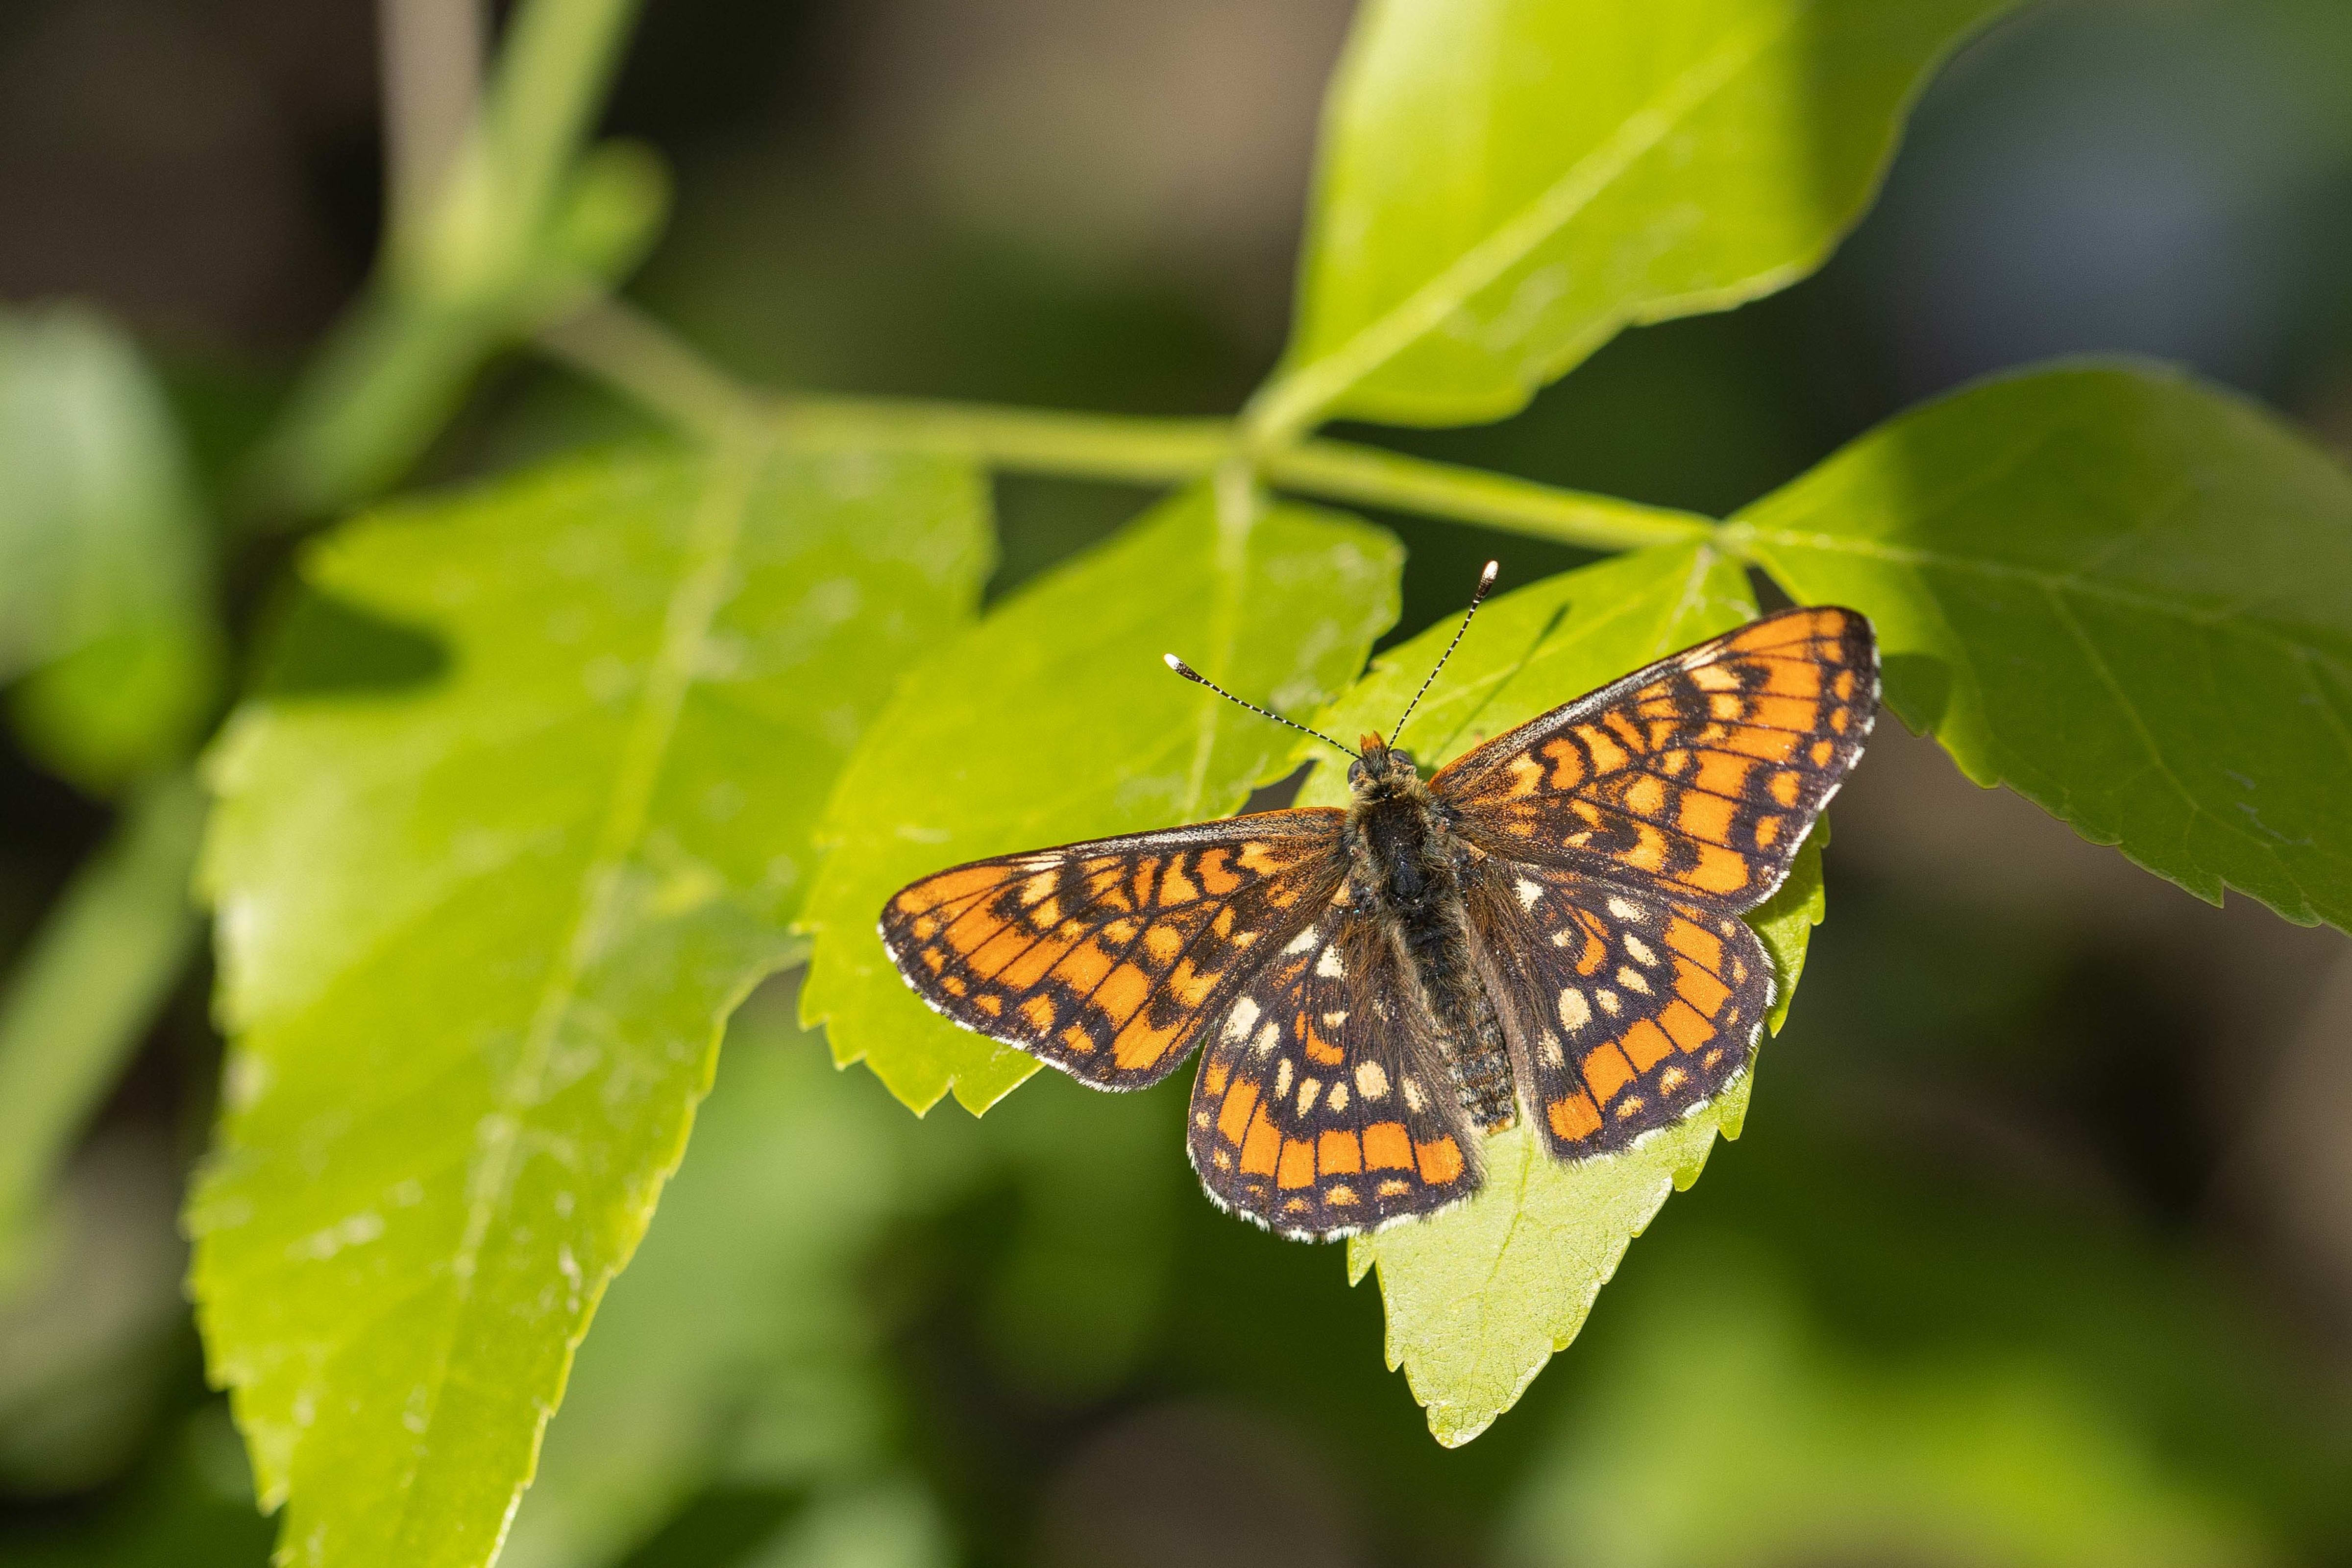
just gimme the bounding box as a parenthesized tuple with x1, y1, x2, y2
(187, 442, 988, 1568)
(801, 484, 1402, 1116)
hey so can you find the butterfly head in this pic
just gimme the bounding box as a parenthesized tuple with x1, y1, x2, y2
(1347, 733, 1422, 797)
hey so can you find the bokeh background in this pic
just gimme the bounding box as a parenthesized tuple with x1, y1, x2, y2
(6, 1, 2352, 1564)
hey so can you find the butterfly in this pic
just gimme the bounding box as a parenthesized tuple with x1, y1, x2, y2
(880, 565, 1877, 1239)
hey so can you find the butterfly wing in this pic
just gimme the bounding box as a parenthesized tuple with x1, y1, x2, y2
(1433, 605, 1876, 913)
(1463, 860, 1771, 1159)
(1186, 893, 1482, 1238)
(881, 809, 1346, 1089)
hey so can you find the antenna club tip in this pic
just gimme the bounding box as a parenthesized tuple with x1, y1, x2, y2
(1479, 560, 1499, 588)
(1164, 653, 1198, 679)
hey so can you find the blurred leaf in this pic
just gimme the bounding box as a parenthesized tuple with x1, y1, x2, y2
(1741, 359, 2352, 934)
(0, 306, 222, 789)
(502, 982, 978, 1568)
(1301, 542, 1832, 1444)
(800, 484, 1402, 1116)
(0, 772, 205, 1278)
(741, 1477, 953, 1568)
(1252, 0, 2016, 439)
(1500, 1258, 2268, 1568)
(188, 443, 989, 1568)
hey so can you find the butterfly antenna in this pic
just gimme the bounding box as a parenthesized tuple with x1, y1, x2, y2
(1389, 559, 1498, 746)
(1163, 655, 1360, 761)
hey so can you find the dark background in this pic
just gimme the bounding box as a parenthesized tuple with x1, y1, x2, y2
(5, 1, 2352, 1564)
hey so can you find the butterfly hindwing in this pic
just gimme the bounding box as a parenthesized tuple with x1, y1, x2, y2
(1465, 861, 1772, 1159)
(1187, 897, 1481, 1238)
(880, 809, 1346, 1089)
(1434, 605, 1876, 913)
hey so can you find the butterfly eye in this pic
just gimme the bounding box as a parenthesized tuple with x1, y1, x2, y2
(1390, 749, 1418, 776)
(1346, 758, 1367, 785)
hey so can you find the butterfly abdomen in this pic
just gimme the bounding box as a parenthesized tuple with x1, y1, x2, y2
(1349, 787, 1519, 1134)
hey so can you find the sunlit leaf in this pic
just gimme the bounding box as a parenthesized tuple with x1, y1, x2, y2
(800, 484, 1402, 1116)
(1296, 541, 1835, 1444)
(0, 305, 221, 790)
(1741, 359, 2352, 934)
(500, 983, 980, 1568)
(187, 442, 988, 1568)
(1254, 0, 2017, 439)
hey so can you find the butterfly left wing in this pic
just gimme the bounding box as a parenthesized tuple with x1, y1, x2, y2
(880, 810, 1346, 1089)
(1433, 605, 1876, 914)
(1188, 893, 1482, 1239)
(1463, 859, 1772, 1159)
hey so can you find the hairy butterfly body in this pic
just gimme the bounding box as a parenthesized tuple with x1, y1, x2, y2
(880, 591, 1877, 1239)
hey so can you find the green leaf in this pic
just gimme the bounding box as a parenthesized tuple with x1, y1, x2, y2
(499, 982, 976, 1568)
(1252, 0, 2017, 441)
(0, 772, 206, 1280)
(800, 483, 1403, 1116)
(0, 305, 223, 789)
(1739, 359, 2352, 934)
(187, 442, 988, 1568)
(1299, 541, 1824, 1445)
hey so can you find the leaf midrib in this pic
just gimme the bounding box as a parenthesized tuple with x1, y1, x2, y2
(386, 442, 764, 1545)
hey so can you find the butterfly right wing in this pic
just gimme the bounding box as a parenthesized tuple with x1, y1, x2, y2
(1463, 858, 1772, 1161)
(881, 809, 1346, 1089)
(1432, 605, 1875, 914)
(1188, 893, 1482, 1239)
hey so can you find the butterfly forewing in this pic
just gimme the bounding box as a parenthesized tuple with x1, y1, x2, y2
(1465, 862, 1772, 1158)
(1188, 898, 1480, 1237)
(881, 810, 1346, 1089)
(1434, 606, 1876, 912)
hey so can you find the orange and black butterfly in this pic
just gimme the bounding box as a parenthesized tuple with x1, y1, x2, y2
(881, 566, 1877, 1240)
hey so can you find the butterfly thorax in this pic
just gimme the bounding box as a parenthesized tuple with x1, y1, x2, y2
(1344, 736, 1519, 1134)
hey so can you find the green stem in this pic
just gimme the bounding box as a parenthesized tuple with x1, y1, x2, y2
(1262, 441, 1715, 551)
(416, 0, 647, 285)
(243, 0, 651, 523)
(783, 396, 1232, 486)
(378, 0, 485, 248)
(536, 297, 1722, 554)
(539, 295, 769, 445)
(782, 396, 1715, 550)
(0, 771, 207, 1279)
